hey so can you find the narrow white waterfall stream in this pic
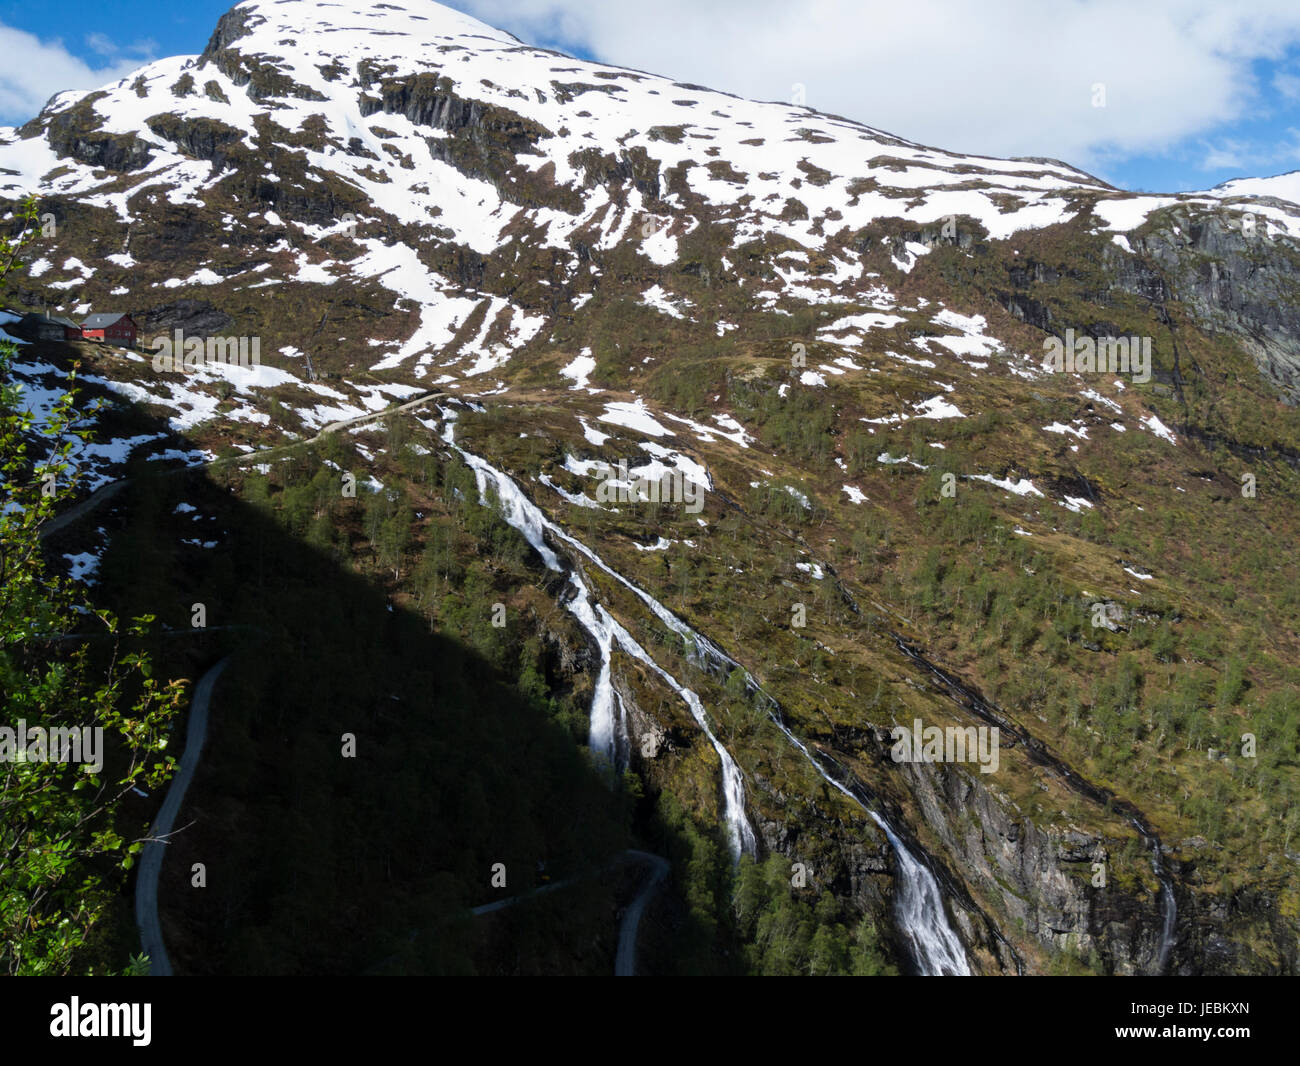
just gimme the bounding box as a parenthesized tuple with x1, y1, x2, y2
(1133, 815, 1177, 973)
(868, 814, 971, 976)
(561, 573, 620, 768)
(443, 419, 755, 859)
(1157, 880, 1177, 973)
(440, 412, 964, 968)
(762, 711, 969, 975)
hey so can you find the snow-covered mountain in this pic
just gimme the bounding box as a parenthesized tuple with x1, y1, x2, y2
(5, 0, 1300, 402)
(4, 0, 1300, 447)
(7, 0, 1300, 977)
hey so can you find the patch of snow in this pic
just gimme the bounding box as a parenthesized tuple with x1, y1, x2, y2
(560, 352, 597, 390)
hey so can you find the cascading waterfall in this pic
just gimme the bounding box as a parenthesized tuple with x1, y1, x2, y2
(439, 410, 964, 967)
(760, 707, 969, 975)
(608, 592, 972, 976)
(561, 573, 621, 768)
(1133, 816, 1177, 973)
(868, 813, 971, 977)
(442, 417, 755, 858)
(1158, 881, 1177, 973)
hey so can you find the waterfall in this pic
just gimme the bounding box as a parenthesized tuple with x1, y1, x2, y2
(1131, 816, 1177, 973)
(444, 424, 756, 859)
(440, 414, 964, 965)
(868, 813, 971, 976)
(560, 573, 620, 768)
(763, 711, 969, 976)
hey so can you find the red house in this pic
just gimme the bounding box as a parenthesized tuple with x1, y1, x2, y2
(79, 313, 137, 347)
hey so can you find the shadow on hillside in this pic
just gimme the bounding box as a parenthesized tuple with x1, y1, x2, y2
(35, 379, 728, 976)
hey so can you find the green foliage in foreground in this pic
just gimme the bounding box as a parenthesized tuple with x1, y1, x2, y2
(0, 196, 185, 975)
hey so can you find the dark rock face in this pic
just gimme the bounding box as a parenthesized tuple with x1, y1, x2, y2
(1181, 886, 1300, 975)
(362, 73, 467, 127)
(570, 146, 661, 201)
(200, 5, 261, 61)
(356, 75, 572, 210)
(1002, 292, 1055, 331)
(987, 205, 1300, 404)
(199, 7, 327, 103)
(45, 96, 154, 172)
(145, 115, 245, 171)
(1118, 210, 1300, 403)
(893, 757, 1170, 974)
(137, 299, 234, 338)
(364, 76, 550, 156)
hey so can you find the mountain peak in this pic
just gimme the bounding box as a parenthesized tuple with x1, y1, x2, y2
(205, 0, 521, 54)
(198, 0, 523, 97)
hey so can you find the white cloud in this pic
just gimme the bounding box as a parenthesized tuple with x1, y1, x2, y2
(84, 32, 119, 57)
(458, 0, 1300, 170)
(0, 23, 151, 125)
(1274, 70, 1300, 101)
(1200, 139, 1249, 170)
(1196, 127, 1300, 173)
(84, 31, 157, 60)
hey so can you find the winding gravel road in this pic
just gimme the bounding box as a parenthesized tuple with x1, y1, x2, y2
(135, 655, 231, 977)
(614, 850, 668, 977)
(36, 478, 126, 541)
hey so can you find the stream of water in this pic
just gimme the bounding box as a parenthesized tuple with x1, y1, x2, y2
(439, 412, 969, 971)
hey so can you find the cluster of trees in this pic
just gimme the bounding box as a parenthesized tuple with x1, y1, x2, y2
(640, 792, 898, 976)
(744, 480, 819, 525)
(643, 355, 725, 415)
(729, 375, 837, 467)
(733, 855, 897, 975)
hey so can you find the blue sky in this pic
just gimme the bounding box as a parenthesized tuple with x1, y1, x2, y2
(6, 0, 1300, 195)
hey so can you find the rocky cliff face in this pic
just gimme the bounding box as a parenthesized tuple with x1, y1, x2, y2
(891, 754, 1168, 975)
(1122, 210, 1300, 404)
